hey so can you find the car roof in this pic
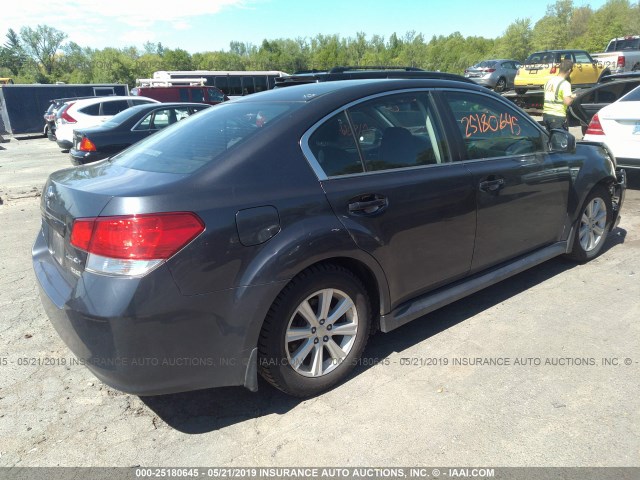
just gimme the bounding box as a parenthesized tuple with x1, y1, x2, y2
(275, 69, 475, 88)
(70, 96, 158, 107)
(124, 102, 211, 112)
(237, 77, 488, 104)
(530, 49, 588, 54)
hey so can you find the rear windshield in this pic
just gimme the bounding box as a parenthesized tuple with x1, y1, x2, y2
(473, 61, 497, 68)
(102, 107, 142, 128)
(525, 52, 558, 64)
(606, 38, 640, 52)
(620, 85, 640, 102)
(111, 101, 301, 174)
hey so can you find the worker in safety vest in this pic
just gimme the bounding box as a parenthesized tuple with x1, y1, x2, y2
(542, 59, 575, 132)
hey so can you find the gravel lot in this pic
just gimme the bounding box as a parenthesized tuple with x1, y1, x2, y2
(0, 137, 639, 467)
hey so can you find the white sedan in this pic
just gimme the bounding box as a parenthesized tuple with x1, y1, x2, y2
(583, 85, 640, 169)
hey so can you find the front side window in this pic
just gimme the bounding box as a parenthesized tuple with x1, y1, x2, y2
(207, 88, 225, 102)
(574, 52, 592, 63)
(307, 92, 449, 177)
(443, 91, 544, 160)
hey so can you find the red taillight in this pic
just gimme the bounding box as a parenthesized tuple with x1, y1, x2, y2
(71, 212, 205, 260)
(79, 137, 96, 152)
(550, 65, 557, 74)
(61, 103, 77, 124)
(485, 68, 496, 73)
(617, 55, 625, 67)
(585, 114, 605, 135)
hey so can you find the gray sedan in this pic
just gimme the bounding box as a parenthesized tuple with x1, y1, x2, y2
(464, 59, 521, 92)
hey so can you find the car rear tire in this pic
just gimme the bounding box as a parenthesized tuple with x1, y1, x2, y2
(566, 186, 612, 263)
(494, 77, 507, 92)
(258, 264, 372, 397)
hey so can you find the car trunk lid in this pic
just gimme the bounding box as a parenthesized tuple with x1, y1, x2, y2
(40, 162, 189, 278)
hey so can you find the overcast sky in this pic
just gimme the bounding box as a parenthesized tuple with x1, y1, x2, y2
(2, 0, 609, 53)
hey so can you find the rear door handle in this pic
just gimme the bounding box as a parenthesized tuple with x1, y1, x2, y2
(479, 178, 505, 193)
(348, 195, 388, 215)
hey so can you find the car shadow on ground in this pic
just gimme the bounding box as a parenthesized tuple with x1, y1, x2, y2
(141, 229, 627, 434)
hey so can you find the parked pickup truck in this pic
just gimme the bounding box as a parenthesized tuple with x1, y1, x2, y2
(591, 35, 640, 74)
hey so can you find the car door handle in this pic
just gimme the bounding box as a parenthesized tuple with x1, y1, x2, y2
(348, 196, 388, 215)
(479, 178, 505, 192)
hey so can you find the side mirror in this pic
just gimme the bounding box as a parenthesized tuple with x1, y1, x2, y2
(549, 129, 576, 153)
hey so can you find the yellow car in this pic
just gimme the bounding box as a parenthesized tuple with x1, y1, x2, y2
(515, 50, 610, 94)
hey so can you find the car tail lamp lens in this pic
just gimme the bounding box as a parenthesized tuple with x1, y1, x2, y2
(550, 65, 557, 74)
(585, 114, 605, 135)
(617, 55, 625, 67)
(61, 104, 76, 124)
(79, 137, 96, 152)
(70, 212, 205, 276)
(485, 68, 496, 73)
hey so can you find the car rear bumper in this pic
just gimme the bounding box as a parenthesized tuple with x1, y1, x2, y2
(69, 148, 109, 165)
(468, 77, 496, 88)
(32, 228, 285, 396)
(56, 139, 73, 149)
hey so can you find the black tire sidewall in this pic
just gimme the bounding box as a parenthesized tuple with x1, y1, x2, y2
(259, 266, 371, 397)
(570, 186, 612, 262)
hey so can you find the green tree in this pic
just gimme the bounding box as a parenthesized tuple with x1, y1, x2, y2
(531, 0, 574, 50)
(0, 28, 27, 75)
(54, 42, 92, 83)
(161, 48, 193, 70)
(493, 18, 532, 61)
(19, 25, 67, 75)
(91, 48, 135, 84)
(577, 0, 640, 52)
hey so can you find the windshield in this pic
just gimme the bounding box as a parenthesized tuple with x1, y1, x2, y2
(111, 101, 302, 174)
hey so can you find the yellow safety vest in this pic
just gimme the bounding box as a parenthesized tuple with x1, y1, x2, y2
(543, 77, 570, 117)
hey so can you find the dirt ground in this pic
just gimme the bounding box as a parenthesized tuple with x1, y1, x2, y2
(0, 137, 638, 467)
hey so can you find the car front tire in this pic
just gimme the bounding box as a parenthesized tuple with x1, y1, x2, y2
(258, 264, 372, 397)
(567, 186, 612, 263)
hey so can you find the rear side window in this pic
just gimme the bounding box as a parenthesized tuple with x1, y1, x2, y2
(179, 89, 189, 102)
(112, 102, 301, 174)
(131, 99, 154, 106)
(78, 103, 100, 115)
(102, 100, 130, 115)
(443, 91, 544, 160)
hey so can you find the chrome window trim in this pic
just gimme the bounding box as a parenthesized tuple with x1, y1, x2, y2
(299, 88, 452, 181)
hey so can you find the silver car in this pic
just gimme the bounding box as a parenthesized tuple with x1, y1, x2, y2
(464, 59, 521, 92)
